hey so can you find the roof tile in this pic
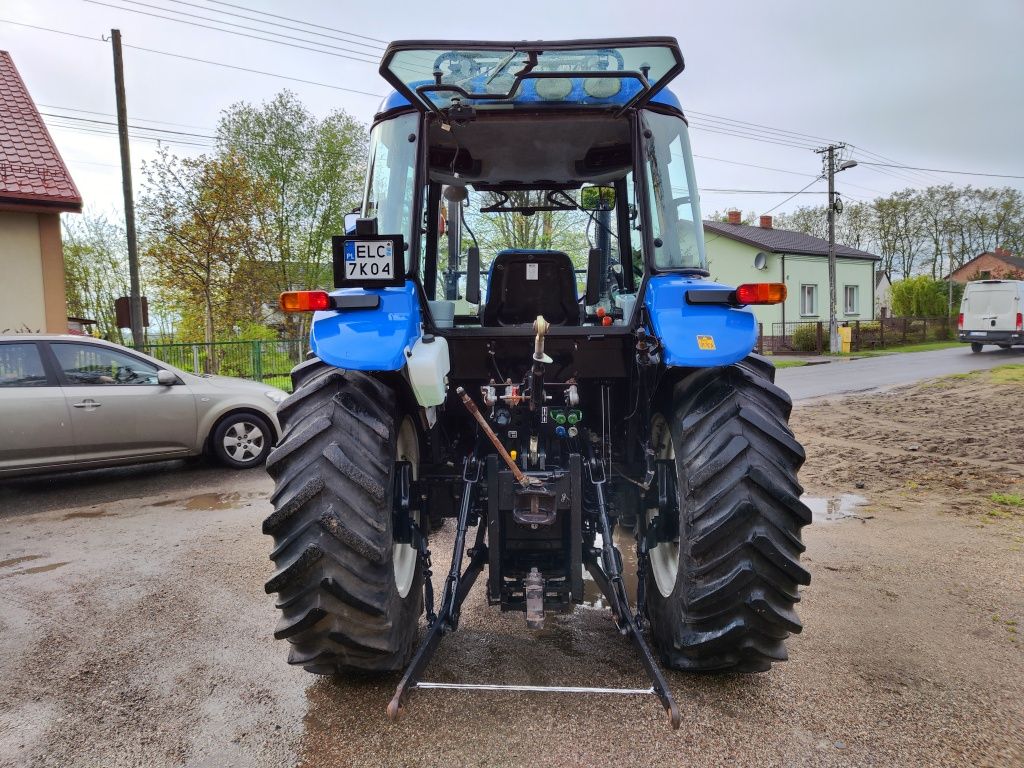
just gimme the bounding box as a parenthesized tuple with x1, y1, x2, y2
(0, 50, 82, 210)
(703, 220, 880, 261)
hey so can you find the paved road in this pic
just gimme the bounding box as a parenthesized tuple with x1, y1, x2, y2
(776, 345, 1024, 401)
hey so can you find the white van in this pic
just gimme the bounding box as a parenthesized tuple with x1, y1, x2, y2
(957, 280, 1024, 352)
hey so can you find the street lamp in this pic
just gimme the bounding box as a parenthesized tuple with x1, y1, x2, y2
(820, 146, 858, 354)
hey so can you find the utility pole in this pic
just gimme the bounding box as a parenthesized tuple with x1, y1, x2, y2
(947, 239, 954, 315)
(815, 143, 857, 354)
(111, 29, 144, 347)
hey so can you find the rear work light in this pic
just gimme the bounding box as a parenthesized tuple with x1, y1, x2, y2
(279, 291, 330, 312)
(735, 283, 787, 305)
(958, 313, 964, 330)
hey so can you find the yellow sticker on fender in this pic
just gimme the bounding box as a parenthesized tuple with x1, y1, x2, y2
(697, 335, 716, 351)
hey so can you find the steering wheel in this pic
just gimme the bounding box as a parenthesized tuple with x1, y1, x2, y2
(114, 366, 138, 384)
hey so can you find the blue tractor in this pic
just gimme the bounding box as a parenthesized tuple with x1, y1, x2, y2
(263, 38, 810, 728)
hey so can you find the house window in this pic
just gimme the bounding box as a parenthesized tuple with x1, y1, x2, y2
(800, 284, 818, 316)
(844, 285, 858, 314)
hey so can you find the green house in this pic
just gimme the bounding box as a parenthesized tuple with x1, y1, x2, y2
(703, 214, 881, 334)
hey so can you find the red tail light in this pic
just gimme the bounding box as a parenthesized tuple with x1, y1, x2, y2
(279, 291, 330, 312)
(735, 283, 787, 305)
(958, 313, 964, 330)
(1017, 312, 1023, 332)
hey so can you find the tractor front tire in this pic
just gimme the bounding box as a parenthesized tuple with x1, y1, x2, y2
(262, 359, 423, 674)
(644, 355, 811, 672)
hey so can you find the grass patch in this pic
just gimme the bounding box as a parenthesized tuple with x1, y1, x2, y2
(987, 508, 1014, 519)
(989, 492, 1024, 507)
(990, 364, 1024, 385)
(934, 365, 1024, 386)
(849, 340, 962, 357)
(772, 360, 808, 369)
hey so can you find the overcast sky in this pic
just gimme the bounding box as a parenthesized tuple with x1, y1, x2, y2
(3, 0, 1023, 221)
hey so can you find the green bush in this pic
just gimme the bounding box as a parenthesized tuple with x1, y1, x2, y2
(890, 276, 960, 317)
(791, 324, 819, 352)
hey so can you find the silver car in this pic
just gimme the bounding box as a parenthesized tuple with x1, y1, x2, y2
(0, 335, 286, 477)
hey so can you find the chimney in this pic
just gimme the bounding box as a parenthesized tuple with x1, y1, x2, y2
(994, 246, 1010, 257)
(759, 215, 773, 229)
(727, 209, 742, 225)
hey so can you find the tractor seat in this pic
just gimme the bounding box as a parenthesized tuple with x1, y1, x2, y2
(481, 250, 581, 327)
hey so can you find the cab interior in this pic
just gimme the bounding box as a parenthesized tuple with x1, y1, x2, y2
(419, 112, 644, 330)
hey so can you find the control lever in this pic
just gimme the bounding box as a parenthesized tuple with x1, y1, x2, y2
(531, 315, 551, 411)
(456, 387, 536, 488)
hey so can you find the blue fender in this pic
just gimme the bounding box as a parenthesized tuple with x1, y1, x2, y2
(644, 275, 757, 368)
(309, 282, 421, 371)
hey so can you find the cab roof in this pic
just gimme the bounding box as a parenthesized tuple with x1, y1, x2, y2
(378, 38, 684, 118)
(375, 86, 684, 119)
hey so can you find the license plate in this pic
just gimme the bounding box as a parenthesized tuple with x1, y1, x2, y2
(970, 331, 986, 337)
(344, 240, 395, 281)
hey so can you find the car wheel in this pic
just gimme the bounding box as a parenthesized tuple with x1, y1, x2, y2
(970, 342, 984, 353)
(212, 412, 273, 469)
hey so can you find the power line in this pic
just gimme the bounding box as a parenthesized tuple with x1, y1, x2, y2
(122, 42, 384, 97)
(108, 0, 380, 59)
(203, 0, 388, 45)
(847, 144, 950, 186)
(686, 108, 842, 147)
(688, 123, 819, 151)
(689, 115, 819, 150)
(758, 177, 825, 216)
(81, 0, 380, 64)
(162, 0, 385, 52)
(0, 18, 384, 98)
(701, 188, 824, 194)
(47, 121, 215, 149)
(40, 103, 211, 130)
(693, 153, 818, 178)
(40, 111, 217, 141)
(854, 161, 1024, 181)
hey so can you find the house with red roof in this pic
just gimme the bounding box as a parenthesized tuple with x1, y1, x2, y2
(0, 50, 82, 334)
(949, 247, 1024, 283)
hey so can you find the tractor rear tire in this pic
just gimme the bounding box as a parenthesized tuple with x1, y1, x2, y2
(262, 359, 423, 674)
(643, 355, 811, 672)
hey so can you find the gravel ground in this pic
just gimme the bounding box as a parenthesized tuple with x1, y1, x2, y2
(1, 369, 1022, 767)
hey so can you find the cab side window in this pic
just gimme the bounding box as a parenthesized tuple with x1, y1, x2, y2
(52, 343, 161, 386)
(0, 343, 48, 387)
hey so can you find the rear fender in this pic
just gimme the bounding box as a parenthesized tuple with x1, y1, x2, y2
(644, 275, 757, 367)
(309, 282, 421, 371)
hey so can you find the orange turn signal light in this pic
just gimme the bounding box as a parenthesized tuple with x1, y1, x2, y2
(735, 283, 787, 305)
(279, 291, 330, 312)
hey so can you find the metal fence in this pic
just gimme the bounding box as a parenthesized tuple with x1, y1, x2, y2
(762, 316, 955, 355)
(134, 339, 305, 391)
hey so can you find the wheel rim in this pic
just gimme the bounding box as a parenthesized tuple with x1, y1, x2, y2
(393, 417, 420, 599)
(223, 421, 265, 463)
(647, 413, 680, 598)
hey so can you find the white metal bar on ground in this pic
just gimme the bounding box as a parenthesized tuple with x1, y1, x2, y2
(414, 682, 655, 695)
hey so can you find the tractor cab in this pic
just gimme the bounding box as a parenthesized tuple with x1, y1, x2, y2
(358, 39, 707, 336)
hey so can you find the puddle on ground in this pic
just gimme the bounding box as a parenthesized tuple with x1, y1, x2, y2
(802, 493, 872, 523)
(153, 491, 261, 511)
(0, 561, 70, 579)
(0, 554, 44, 569)
(582, 527, 640, 610)
(62, 509, 111, 520)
